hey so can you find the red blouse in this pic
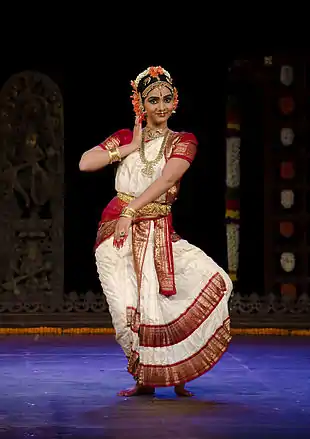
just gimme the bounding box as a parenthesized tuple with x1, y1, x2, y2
(98, 129, 198, 164)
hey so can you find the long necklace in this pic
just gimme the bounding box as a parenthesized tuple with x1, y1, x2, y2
(140, 129, 170, 177)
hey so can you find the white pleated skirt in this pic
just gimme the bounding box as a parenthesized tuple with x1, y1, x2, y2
(95, 222, 233, 387)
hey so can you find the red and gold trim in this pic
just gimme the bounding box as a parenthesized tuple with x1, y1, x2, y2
(169, 132, 197, 164)
(98, 129, 132, 151)
(153, 216, 176, 296)
(128, 317, 231, 387)
(94, 195, 177, 297)
(139, 273, 227, 347)
(1, 327, 309, 336)
(132, 220, 151, 298)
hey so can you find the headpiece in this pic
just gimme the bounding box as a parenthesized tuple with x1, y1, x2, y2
(130, 66, 178, 121)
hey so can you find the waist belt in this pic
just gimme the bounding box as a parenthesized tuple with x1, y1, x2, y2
(117, 192, 171, 218)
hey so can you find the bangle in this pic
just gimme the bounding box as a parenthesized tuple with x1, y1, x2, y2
(120, 207, 136, 219)
(108, 147, 121, 164)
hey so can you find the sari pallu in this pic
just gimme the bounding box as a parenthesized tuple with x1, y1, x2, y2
(94, 193, 181, 297)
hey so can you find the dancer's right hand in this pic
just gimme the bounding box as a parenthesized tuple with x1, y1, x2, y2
(131, 116, 142, 151)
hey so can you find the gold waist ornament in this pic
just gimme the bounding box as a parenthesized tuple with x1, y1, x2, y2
(117, 192, 171, 218)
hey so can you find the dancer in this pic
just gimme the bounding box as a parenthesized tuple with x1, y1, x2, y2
(79, 66, 233, 397)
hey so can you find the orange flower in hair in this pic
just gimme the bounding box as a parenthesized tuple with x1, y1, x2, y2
(130, 80, 145, 121)
(173, 87, 179, 111)
(149, 66, 164, 77)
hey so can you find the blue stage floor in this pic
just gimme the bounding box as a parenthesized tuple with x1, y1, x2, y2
(0, 334, 309, 438)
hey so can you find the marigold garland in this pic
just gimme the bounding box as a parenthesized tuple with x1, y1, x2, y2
(149, 66, 164, 77)
(0, 327, 309, 336)
(130, 80, 145, 121)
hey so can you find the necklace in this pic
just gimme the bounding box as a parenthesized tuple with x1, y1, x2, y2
(140, 130, 170, 177)
(143, 126, 168, 142)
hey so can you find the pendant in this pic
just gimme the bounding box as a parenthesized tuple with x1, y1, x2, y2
(141, 163, 154, 177)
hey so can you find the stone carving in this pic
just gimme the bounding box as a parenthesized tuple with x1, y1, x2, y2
(0, 71, 65, 313)
(229, 291, 310, 326)
(0, 71, 109, 318)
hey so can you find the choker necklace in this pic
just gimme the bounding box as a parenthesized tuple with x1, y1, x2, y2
(140, 130, 170, 177)
(143, 126, 168, 142)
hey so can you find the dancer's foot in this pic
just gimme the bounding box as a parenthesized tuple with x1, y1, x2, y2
(117, 384, 155, 397)
(174, 384, 194, 397)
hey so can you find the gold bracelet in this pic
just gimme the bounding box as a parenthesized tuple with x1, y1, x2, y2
(120, 207, 137, 219)
(108, 147, 121, 163)
(108, 147, 121, 164)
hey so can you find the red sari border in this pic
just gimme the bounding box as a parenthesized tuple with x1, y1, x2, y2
(139, 272, 227, 347)
(128, 317, 231, 387)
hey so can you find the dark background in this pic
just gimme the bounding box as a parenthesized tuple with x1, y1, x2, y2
(0, 52, 265, 296)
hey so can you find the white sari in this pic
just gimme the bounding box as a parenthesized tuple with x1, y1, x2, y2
(95, 135, 233, 387)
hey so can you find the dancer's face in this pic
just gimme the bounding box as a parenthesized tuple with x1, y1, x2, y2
(143, 85, 174, 125)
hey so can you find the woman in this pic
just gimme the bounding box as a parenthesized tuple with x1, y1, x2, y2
(79, 66, 233, 397)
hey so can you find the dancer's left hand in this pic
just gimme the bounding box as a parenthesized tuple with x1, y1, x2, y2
(113, 217, 132, 249)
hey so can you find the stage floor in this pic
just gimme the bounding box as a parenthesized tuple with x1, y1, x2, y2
(0, 334, 309, 439)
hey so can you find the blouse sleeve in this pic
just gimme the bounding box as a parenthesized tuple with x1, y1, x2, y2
(98, 129, 133, 151)
(170, 132, 198, 164)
